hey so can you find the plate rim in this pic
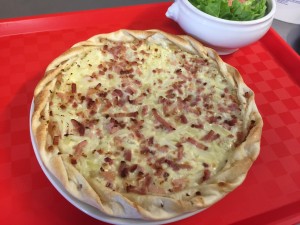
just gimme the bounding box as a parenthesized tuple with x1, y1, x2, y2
(29, 99, 204, 225)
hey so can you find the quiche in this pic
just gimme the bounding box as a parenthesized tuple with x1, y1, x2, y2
(31, 29, 263, 220)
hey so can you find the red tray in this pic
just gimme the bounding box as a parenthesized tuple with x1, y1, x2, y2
(1, 2, 300, 225)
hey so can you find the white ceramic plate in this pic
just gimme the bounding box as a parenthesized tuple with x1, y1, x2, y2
(29, 100, 203, 225)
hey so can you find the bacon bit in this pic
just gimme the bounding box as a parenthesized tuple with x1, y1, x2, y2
(179, 163, 193, 170)
(98, 90, 107, 98)
(140, 50, 149, 56)
(166, 89, 176, 99)
(80, 95, 86, 102)
(73, 140, 88, 157)
(118, 161, 129, 178)
(143, 174, 152, 188)
(191, 123, 203, 129)
(111, 111, 138, 118)
(113, 96, 126, 107)
(133, 79, 142, 86)
(147, 136, 154, 146)
(105, 182, 113, 189)
(152, 108, 175, 132)
(190, 95, 201, 107)
(124, 86, 137, 95)
(202, 169, 211, 182)
(86, 98, 96, 110)
(207, 116, 220, 124)
(158, 96, 165, 104)
(163, 172, 170, 181)
(154, 166, 165, 176)
(70, 158, 77, 165)
(184, 62, 199, 75)
(59, 104, 66, 110)
(172, 81, 185, 93)
(87, 87, 98, 96)
(55, 92, 66, 101)
(155, 157, 192, 171)
(131, 45, 138, 51)
(133, 130, 143, 140)
(155, 144, 169, 153)
(71, 119, 85, 136)
(174, 99, 184, 115)
(97, 149, 104, 154)
(68, 95, 75, 103)
(124, 150, 132, 162)
(183, 95, 193, 103)
(202, 162, 209, 168)
(47, 146, 54, 151)
(228, 103, 240, 111)
(136, 167, 145, 178)
(186, 137, 208, 150)
(128, 93, 146, 105)
(218, 105, 226, 112)
(104, 157, 113, 165)
(113, 136, 123, 148)
(103, 45, 108, 51)
(159, 98, 175, 117)
(140, 146, 154, 155)
(176, 143, 184, 160)
(193, 57, 208, 65)
(201, 130, 220, 142)
(244, 92, 250, 98)
(107, 44, 126, 59)
(107, 121, 121, 134)
(175, 68, 182, 75)
(53, 136, 59, 145)
(76, 111, 85, 118)
(195, 191, 201, 196)
(84, 119, 99, 128)
(179, 114, 188, 124)
(129, 164, 138, 173)
(100, 171, 116, 183)
(172, 178, 188, 192)
(178, 71, 190, 80)
(224, 116, 237, 127)
(141, 105, 148, 116)
(90, 72, 98, 79)
(90, 110, 96, 116)
(155, 68, 164, 74)
(235, 131, 246, 146)
(71, 83, 76, 93)
(120, 68, 134, 75)
(102, 100, 112, 112)
(112, 89, 123, 98)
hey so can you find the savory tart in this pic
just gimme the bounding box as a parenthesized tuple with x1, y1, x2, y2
(31, 29, 263, 220)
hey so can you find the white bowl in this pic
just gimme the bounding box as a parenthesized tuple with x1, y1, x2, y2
(166, 0, 276, 55)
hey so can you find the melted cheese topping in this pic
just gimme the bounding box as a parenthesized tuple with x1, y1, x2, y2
(47, 39, 243, 197)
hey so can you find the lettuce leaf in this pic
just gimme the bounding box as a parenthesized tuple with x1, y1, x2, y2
(188, 0, 267, 21)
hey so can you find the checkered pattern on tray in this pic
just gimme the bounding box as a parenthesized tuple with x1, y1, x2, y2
(0, 25, 299, 225)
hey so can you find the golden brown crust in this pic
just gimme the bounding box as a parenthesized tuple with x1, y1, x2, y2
(31, 29, 263, 220)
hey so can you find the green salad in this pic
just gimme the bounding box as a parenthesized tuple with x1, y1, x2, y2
(188, 0, 267, 21)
